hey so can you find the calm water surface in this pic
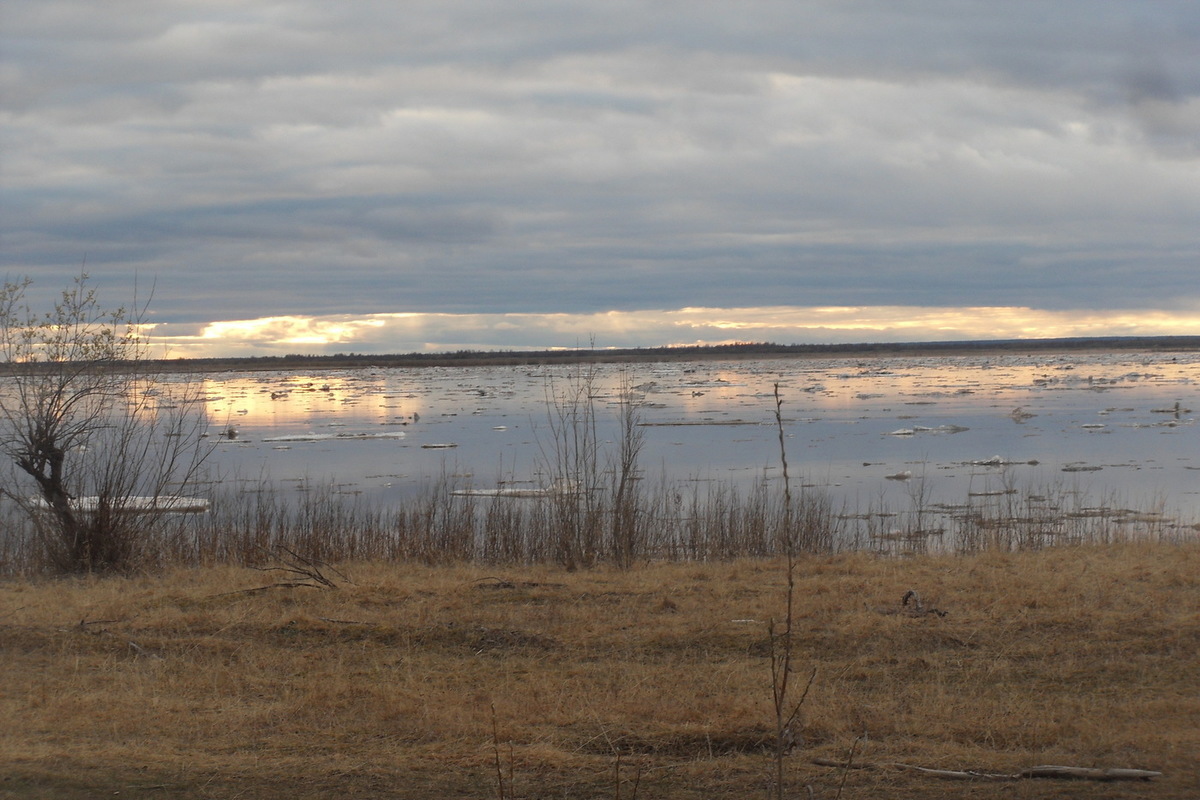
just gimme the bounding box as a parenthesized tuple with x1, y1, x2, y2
(196, 351, 1200, 524)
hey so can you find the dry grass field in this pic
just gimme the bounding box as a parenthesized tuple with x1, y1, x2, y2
(2, 542, 1198, 799)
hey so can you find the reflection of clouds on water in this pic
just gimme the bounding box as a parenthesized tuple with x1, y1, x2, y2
(202, 372, 427, 429)
(195, 352, 1200, 520)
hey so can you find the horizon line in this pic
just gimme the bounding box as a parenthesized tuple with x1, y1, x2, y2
(153, 334, 1200, 366)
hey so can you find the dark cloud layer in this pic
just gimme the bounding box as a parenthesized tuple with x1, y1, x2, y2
(2, 1, 1198, 344)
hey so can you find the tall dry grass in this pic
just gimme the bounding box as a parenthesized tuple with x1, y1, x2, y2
(1, 543, 1197, 798)
(1, 470, 1195, 575)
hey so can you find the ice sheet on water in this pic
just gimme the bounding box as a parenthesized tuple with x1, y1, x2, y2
(886, 424, 969, 436)
(31, 495, 210, 514)
(262, 431, 407, 442)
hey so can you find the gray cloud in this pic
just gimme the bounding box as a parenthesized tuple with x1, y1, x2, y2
(2, 1, 1198, 345)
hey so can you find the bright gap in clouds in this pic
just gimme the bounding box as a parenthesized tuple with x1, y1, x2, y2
(150, 306, 1200, 359)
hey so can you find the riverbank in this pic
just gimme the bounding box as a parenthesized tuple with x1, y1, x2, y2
(3, 542, 1196, 798)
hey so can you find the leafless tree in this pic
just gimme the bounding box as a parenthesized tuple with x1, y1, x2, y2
(0, 274, 212, 573)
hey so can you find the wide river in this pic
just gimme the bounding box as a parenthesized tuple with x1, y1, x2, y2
(194, 350, 1200, 528)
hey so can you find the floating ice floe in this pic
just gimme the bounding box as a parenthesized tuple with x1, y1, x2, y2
(452, 479, 579, 498)
(963, 456, 1039, 467)
(31, 495, 210, 514)
(885, 471, 912, 481)
(421, 443, 458, 449)
(452, 486, 552, 497)
(262, 431, 407, 442)
(1151, 401, 1192, 414)
(871, 527, 945, 542)
(1133, 418, 1195, 428)
(885, 424, 969, 436)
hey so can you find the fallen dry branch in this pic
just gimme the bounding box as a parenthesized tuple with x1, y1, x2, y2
(900, 588, 948, 617)
(207, 582, 326, 598)
(891, 763, 1031, 781)
(203, 547, 354, 598)
(126, 640, 164, 660)
(472, 577, 565, 590)
(251, 546, 350, 589)
(812, 758, 1162, 782)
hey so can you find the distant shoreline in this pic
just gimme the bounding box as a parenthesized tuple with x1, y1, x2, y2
(161, 335, 1200, 372)
(5, 335, 1198, 376)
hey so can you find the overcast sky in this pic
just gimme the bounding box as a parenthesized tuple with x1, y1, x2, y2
(2, 1, 1198, 356)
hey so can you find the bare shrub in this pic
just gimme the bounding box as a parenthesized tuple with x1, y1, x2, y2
(609, 369, 646, 568)
(0, 275, 211, 573)
(539, 362, 604, 569)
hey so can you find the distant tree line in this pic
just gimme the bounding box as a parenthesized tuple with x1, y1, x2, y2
(157, 336, 1200, 373)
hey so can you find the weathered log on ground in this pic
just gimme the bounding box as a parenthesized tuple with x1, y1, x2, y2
(812, 759, 1162, 782)
(1019, 765, 1163, 781)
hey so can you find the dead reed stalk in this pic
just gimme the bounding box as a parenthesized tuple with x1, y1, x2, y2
(768, 383, 816, 799)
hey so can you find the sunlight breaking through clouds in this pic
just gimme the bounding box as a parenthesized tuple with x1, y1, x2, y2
(154, 305, 1200, 358)
(198, 316, 389, 347)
